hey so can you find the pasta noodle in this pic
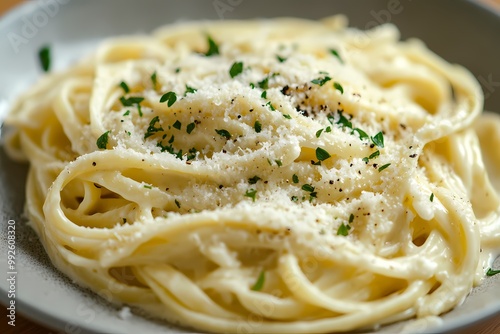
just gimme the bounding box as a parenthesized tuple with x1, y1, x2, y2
(4, 16, 500, 333)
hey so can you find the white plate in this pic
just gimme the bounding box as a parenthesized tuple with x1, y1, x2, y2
(0, 1, 499, 333)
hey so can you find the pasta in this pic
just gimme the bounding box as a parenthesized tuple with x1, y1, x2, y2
(4, 16, 500, 333)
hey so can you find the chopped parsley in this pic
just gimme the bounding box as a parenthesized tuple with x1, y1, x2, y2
(204, 35, 220, 56)
(352, 128, 369, 140)
(159, 92, 177, 107)
(251, 271, 265, 291)
(430, 193, 434, 202)
(245, 189, 257, 202)
(258, 76, 269, 90)
(151, 71, 157, 88)
(254, 121, 262, 133)
(248, 176, 261, 184)
(215, 129, 231, 140)
(229, 61, 244, 78)
(486, 268, 500, 276)
(144, 184, 152, 189)
(120, 96, 144, 107)
(276, 55, 287, 63)
(123, 110, 130, 116)
(311, 76, 331, 86)
(292, 174, 299, 184)
(185, 85, 197, 96)
(119, 81, 130, 94)
(275, 159, 283, 167)
(329, 49, 344, 63)
(186, 122, 196, 134)
(302, 184, 315, 193)
(38, 45, 51, 72)
(175, 199, 181, 208)
(316, 147, 331, 161)
(371, 132, 385, 148)
(363, 150, 381, 163)
(266, 101, 276, 111)
(378, 163, 391, 172)
(332, 111, 352, 129)
(316, 129, 324, 138)
(173, 120, 182, 130)
(187, 147, 197, 161)
(144, 116, 164, 139)
(333, 82, 344, 94)
(291, 195, 299, 202)
(325, 126, 332, 133)
(261, 91, 267, 99)
(283, 114, 292, 119)
(337, 223, 351, 236)
(96, 131, 110, 149)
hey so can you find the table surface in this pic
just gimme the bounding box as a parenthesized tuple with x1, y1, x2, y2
(1, 0, 500, 333)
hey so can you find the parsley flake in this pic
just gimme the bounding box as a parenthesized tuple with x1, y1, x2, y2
(186, 122, 196, 134)
(371, 132, 385, 148)
(292, 174, 299, 184)
(316, 147, 331, 161)
(261, 91, 267, 99)
(120, 96, 144, 107)
(486, 268, 500, 276)
(173, 120, 182, 130)
(251, 271, 265, 291)
(160, 92, 177, 107)
(248, 176, 261, 184)
(275, 159, 283, 167)
(254, 121, 262, 133)
(185, 85, 197, 96)
(175, 199, 181, 208)
(123, 110, 130, 116)
(283, 114, 292, 119)
(229, 61, 244, 78)
(215, 129, 231, 140)
(316, 129, 324, 138)
(333, 82, 344, 94)
(266, 101, 276, 111)
(144, 184, 152, 189)
(276, 55, 287, 63)
(245, 189, 257, 202)
(96, 131, 110, 149)
(330, 49, 343, 63)
(144, 116, 164, 139)
(352, 128, 369, 140)
(311, 76, 331, 86)
(302, 184, 315, 192)
(205, 35, 220, 56)
(378, 163, 391, 172)
(430, 193, 434, 202)
(119, 81, 130, 94)
(337, 223, 351, 236)
(151, 72, 157, 88)
(38, 45, 51, 72)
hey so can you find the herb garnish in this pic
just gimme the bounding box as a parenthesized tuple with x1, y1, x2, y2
(283, 114, 292, 119)
(251, 271, 265, 291)
(378, 163, 391, 172)
(329, 49, 343, 63)
(173, 120, 182, 130)
(245, 189, 257, 202)
(337, 223, 351, 236)
(175, 199, 181, 208)
(38, 45, 51, 72)
(292, 174, 299, 184)
(205, 35, 219, 56)
(371, 132, 385, 148)
(258, 76, 269, 90)
(120, 96, 144, 106)
(248, 176, 261, 184)
(302, 184, 315, 193)
(275, 159, 283, 167)
(215, 129, 231, 139)
(333, 82, 344, 94)
(254, 121, 262, 133)
(144, 185, 152, 189)
(486, 268, 500, 276)
(316, 129, 324, 138)
(261, 91, 267, 99)
(316, 147, 331, 161)
(185, 85, 197, 96)
(266, 101, 276, 111)
(151, 72, 157, 88)
(123, 110, 130, 116)
(311, 76, 331, 86)
(276, 55, 287, 63)
(160, 92, 177, 107)
(430, 193, 434, 202)
(144, 116, 164, 139)
(96, 131, 110, 149)
(186, 122, 196, 134)
(120, 81, 130, 94)
(352, 128, 369, 140)
(229, 61, 244, 78)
